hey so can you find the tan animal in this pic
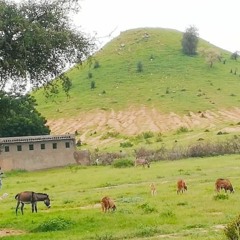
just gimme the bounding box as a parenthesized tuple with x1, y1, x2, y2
(101, 196, 116, 212)
(135, 158, 150, 168)
(177, 179, 187, 194)
(150, 183, 157, 196)
(215, 178, 234, 193)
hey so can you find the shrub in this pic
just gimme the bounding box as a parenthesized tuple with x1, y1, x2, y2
(176, 126, 189, 134)
(95, 233, 114, 240)
(224, 214, 240, 240)
(213, 194, 229, 200)
(91, 80, 96, 89)
(120, 141, 133, 148)
(88, 72, 93, 78)
(93, 60, 100, 68)
(135, 226, 158, 237)
(138, 203, 158, 213)
(33, 217, 74, 232)
(136, 61, 143, 72)
(113, 159, 134, 168)
(142, 131, 154, 139)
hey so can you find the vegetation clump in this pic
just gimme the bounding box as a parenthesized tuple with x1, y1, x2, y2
(225, 214, 240, 240)
(112, 159, 134, 168)
(33, 217, 74, 232)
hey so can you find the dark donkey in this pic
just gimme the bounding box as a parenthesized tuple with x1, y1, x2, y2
(15, 191, 51, 215)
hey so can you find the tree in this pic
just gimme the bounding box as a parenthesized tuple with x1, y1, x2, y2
(0, 0, 95, 94)
(231, 51, 239, 60)
(0, 91, 50, 137)
(181, 26, 199, 55)
(199, 48, 221, 68)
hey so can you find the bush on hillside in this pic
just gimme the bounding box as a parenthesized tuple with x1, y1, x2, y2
(181, 25, 199, 55)
(136, 61, 143, 72)
(113, 159, 134, 168)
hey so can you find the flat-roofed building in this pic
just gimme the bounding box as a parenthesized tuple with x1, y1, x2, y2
(0, 134, 76, 171)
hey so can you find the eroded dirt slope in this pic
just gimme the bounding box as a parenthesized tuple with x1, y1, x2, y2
(46, 106, 240, 148)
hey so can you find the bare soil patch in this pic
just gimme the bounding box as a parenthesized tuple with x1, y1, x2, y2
(0, 229, 25, 237)
(47, 106, 240, 147)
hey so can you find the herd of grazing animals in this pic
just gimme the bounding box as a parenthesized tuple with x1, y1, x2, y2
(100, 177, 235, 213)
(11, 158, 234, 214)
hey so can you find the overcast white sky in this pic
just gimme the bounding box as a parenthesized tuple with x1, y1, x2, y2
(73, 0, 240, 52)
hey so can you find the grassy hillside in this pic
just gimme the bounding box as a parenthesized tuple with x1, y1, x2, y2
(34, 28, 240, 118)
(32, 28, 240, 151)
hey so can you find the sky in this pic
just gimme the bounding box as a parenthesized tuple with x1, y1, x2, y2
(73, 0, 240, 52)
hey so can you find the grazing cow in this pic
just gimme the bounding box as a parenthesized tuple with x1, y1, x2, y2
(101, 196, 116, 212)
(135, 158, 150, 168)
(215, 178, 234, 193)
(150, 183, 157, 196)
(177, 179, 187, 194)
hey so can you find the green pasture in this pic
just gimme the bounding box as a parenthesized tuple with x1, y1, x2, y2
(0, 155, 240, 239)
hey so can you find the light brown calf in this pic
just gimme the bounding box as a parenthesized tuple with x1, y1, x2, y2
(101, 196, 116, 212)
(215, 178, 234, 193)
(177, 179, 187, 194)
(150, 183, 157, 196)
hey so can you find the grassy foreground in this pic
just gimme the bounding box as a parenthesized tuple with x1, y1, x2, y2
(0, 155, 240, 239)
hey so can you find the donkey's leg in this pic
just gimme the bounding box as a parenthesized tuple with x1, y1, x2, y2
(20, 203, 24, 215)
(31, 202, 35, 213)
(35, 203, 37, 213)
(16, 201, 20, 215)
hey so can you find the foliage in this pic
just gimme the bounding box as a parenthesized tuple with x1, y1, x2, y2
(0, 0, 95, 94)
(0, 91, 50, 137)
(138, 202, 158, 213)
(199, 48, 221, 67)
(137, 61, 143, 72)
(112, 158, 134, 168)
(224, 214, 240, 240)
(181, 25, 199, 55)
(91, 80, 96, 89)
(213, 193, 229, 200)
(33, 217, 74, 232)
(120, 141, 133, 148)
(231, 51, 239, 60)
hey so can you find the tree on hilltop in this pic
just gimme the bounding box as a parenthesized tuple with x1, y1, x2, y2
(0, 0, 95, 95)
(181, 26, 199, 56)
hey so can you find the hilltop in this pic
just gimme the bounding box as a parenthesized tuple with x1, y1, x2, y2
(33, 28, 240, 151)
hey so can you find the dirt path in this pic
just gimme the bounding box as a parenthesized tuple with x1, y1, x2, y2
(47, 106, 240, 147)
(0, 229, 25, 237)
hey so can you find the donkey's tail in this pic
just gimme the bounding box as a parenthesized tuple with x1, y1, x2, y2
(15, 193, 19, 200)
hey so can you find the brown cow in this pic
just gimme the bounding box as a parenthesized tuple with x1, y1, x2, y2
(215, 178, 234, 193)
(101, 196, 116, 212)
(135, 158, 150, 168)
(177, 179, 187, 194)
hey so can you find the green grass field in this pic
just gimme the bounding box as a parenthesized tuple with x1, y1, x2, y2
(0, 155, 240, 239)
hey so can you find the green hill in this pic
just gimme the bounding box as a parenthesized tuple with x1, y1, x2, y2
(33, 28, 240, 151)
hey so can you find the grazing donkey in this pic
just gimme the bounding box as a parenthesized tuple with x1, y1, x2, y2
(15, 191, 51, 215)
(135, 158, 150, 168)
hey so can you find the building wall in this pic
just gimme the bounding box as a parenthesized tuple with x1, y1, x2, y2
(0, 135, 76, 171)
